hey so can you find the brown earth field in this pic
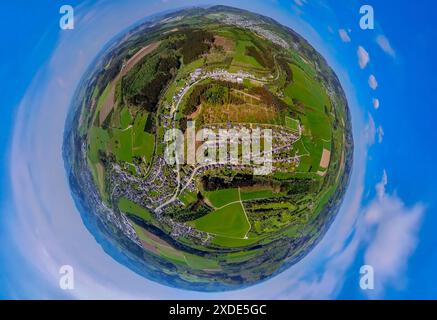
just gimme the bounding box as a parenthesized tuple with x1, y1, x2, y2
(319, 148, 331, 168)
(201, 102, 278, 124)
(213, 35, 235, 52)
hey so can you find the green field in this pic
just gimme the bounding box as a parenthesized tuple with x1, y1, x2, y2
(179, 190, 198, 206)
(89, 107, 156, 165)
(110, 127, 133, 163)
(118, 197, 153, 222)
(88, 126, 109, 163)
(192, 202, 250, 238)
(281, 63, 333, 175)
(184, 253, 221, 270)
(285, 64, 330, 111)
(205, 188, 240, 208)
(232, 40, 263, 69)
(285, 116, 300, 132)
(286, 65, 331, 138)
(120, 107, 132, 129)
(132, 111, 155, 162)
(211, 234, 261, 248)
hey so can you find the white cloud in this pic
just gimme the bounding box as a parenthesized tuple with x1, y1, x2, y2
(376, 170, 388, 199)
(377, 126, 384, 143)
(364, 113, 376, 145)
(291, 5, 303, 16)
(376, 35, 396, 58)
(362, 171, 424, 295)
(373, 98, 380, 110)
(364, 114, 382, 144)
(338, 29, 351, 42)
(294, 0, 307, 6)
(357, 46, 370, 69)
(368, 74, 378, 90)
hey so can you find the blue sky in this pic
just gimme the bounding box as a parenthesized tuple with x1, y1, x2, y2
(0, 0, 436, 299)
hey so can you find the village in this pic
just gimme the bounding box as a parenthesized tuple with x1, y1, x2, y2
(105, 64, 303, 241)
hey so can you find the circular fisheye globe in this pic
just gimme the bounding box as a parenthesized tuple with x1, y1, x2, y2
(63, 5, 353, 291)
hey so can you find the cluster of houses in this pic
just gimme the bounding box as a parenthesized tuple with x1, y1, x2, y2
(222, 13, 290, 49)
